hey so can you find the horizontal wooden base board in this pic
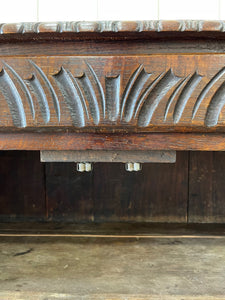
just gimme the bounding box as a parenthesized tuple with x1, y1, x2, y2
(1, 222, 225, 236)
(1, 132, 225, 150)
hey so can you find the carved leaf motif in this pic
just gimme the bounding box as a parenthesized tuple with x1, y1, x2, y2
(173, 72, 202, 124)
(0, 61, 225, 129)
(53, 67, 85, 127)
(29, 60, 60, 122)
(0, 68, 26, 128)
(138, 69, 181, 127)
(4, 62, 35, 119)
(26, 74, 50, 124)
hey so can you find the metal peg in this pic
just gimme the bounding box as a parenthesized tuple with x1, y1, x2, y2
(125, 162, 141, 172)
(76, 162, 92, 172)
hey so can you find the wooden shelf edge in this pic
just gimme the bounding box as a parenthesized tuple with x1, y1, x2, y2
(0, 132, 225, 151)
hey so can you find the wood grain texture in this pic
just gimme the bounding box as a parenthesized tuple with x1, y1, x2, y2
(0, 151, 45, 220)
(93, 152, 188, 222)
(1, 21, 225, 224)
(189, 151, 225, 223)
(45, 162, 94, 222)
(44, 152, 188, 222)
(3, 150, 225, 223)
(0, 20, 224, 144)
(1, 55, 225, 131)
(2, 132, 225, 151)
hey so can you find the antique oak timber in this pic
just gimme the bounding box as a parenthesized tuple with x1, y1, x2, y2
(0, 20, 225, 158)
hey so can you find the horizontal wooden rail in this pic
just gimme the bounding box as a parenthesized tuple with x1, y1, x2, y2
(0, 132, 225, 151)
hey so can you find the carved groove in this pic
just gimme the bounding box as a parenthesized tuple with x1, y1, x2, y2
(53, 67, 85, 127)
(121, 65, 151, 122)
(29, 60, 60, 122)
(164, 76, 190, 121)
(4, 62, 35, 119)
(138, 69, 181, 127)
(1, 59, 225, 129)
(67, 71, 89, 120)
(133, 73, 165, 119)
(105, 76, 121, 122)
(26, 75, 50, 124)
(205, 81, 225, 127)
(173, 72, 202, 124)
(0, 68, 26, 127)
(86, 62, 106, 117)
(121, 65, 144, 117)
(77, 74, 100, 125)
(192, 67, 225, 119)
(125, 68, 151, 122)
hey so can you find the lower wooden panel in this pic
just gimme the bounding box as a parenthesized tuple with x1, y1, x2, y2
(2, 151, 225, 223)
(45, 162, 94, 222)
(93, 152, 188, 222)
(189, 151, 225, 223)
(45, 152, 188, 222)
(0, 151, 45, 220)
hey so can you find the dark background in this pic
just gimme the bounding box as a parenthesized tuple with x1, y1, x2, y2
(0, 151, 224, 223)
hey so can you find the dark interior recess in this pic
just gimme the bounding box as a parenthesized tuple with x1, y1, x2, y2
(0, 150, 225, 223)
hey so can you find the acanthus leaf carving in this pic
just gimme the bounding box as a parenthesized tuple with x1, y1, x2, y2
(0, 59, 225, 129)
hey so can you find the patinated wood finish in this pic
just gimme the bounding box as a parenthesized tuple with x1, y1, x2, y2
(2, 55, 225, 131)
(0, 21, 225, 150)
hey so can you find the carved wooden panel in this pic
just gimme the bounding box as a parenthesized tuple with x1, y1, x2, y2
(1, 55, 225, 132)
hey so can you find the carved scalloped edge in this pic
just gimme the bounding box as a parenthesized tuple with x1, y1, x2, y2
(1, 20, 225, 35)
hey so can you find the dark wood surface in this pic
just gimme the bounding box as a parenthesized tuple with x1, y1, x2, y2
(92, 153, 188, 222)
(1, 55, 225, 132)
(45, 152, 188, 222)
(2, 150, 225, 223)
(0, 151, 45, 221)
(1, 21, 225, 223)
(45, 162, 94, 222)
(0, 21, 224, 151)
(1, 222, 225, 235)
(0, 21, 224, 139)
(189, 151, 225, 223)
(2, 133, 225, 151)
